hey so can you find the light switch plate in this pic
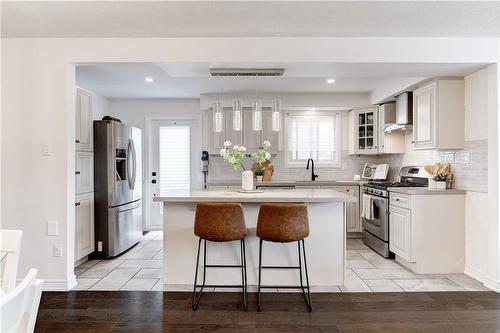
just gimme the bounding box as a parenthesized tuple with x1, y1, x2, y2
(47, 220, 58, 236)
(41, 144, 51, 156)
(53, 244, 63, 257)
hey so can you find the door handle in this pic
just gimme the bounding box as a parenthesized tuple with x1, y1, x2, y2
(75, 171, 81, 175)
(152, 179, 157, 184)
(75, 202, 81, 206)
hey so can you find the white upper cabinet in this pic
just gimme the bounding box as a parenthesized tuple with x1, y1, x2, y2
(75, 88, 93, 151)
(412, 79, 464, 150)
(351, 106, 379, 155)
(75, 151, 94, 195)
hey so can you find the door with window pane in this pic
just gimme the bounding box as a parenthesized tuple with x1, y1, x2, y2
(354, 107, 378, 154)
(147, 119, 200, 230)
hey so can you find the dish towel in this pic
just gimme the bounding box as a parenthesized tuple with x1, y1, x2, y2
(362, 194, 374, 220)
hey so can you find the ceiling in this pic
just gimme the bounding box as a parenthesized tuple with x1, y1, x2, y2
(76, 62, 486, 98)
(3, 1, 499, 38)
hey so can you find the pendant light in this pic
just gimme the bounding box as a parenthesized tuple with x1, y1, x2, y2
(252, 75, 262, 131)
(252, 100, 262, 131)
(232, 75, 242, 131)
(213, 75, 223, 133)
(233, 97, 242, 131)
(272, 98, 281, 132)
(213, 100, 223, 132)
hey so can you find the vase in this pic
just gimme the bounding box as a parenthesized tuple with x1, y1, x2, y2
(428, 177, 436, 189)
(256, 176, 263, 183)
(242, 170, 254, 191)
(436, 181, 447, 190)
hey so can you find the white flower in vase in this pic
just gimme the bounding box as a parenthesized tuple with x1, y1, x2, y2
(263, 140, 271, 149)
(223, 140, 232, 148)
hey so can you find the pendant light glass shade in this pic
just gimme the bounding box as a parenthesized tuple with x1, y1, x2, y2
(233, 98, 242, 131)
(252, 100, 262, 131)
(272, 98, 281, 132)
(213, 101, 223, 133)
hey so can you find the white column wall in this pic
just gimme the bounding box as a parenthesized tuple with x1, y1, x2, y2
(1, 37, 499, 290)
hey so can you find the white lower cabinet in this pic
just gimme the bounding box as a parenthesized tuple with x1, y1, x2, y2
(75, 193, 95, 262)
(321, 185, 360, 233)
(388, 191, 465, 274)
(389, 205, 412, 262)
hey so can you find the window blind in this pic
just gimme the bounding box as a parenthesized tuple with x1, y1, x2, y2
(287, 115, 339, 166)
(159, 126, 191, 193)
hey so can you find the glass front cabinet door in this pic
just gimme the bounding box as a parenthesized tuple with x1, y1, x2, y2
(354, 106, 379, 154)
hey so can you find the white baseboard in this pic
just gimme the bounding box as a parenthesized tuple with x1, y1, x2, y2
(464, 265, 500, 292)
(40, 275, 77, 291)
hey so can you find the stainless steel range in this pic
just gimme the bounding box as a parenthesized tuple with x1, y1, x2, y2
(361, 166, 428, 257)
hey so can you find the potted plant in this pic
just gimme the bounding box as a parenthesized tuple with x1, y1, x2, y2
(220, 141, 253, 191)
(255, 169, 265, 182)
(433, 173, 448, 190)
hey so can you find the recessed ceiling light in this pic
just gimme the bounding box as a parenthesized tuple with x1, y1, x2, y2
(144, 76, 154, 83)
(326, 78, 336, 84)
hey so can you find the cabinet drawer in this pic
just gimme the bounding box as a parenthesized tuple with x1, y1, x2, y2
(390, 192, 410, 209)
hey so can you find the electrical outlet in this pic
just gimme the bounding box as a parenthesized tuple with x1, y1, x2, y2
(53, 244, 63, 257)
(97, 241, 103, 252)
(47, 221, 58, 236)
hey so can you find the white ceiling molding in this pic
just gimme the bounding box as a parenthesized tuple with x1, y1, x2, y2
(2, 1, 499, 38)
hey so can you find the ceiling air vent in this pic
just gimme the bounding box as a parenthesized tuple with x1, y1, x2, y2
(209, 68, 284, 77)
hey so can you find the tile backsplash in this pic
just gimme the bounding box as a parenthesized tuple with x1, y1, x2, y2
(397, 132, 487, 192)
(209, 151, 399, 183)
(208, 131, 487, 193)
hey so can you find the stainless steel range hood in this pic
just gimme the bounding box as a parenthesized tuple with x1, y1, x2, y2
(384, 92, 413, 132)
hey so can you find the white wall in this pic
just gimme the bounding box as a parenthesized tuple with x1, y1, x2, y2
(1, 37, 498, 290)
(462, 68, 490, 284)
(107, 98, 201, 130)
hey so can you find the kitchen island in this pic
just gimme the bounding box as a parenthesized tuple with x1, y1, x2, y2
(154, 188, 356, 291)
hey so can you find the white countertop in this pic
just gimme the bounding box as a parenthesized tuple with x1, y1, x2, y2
(153, 188, 357, 203)
(388, 187, 467, 195)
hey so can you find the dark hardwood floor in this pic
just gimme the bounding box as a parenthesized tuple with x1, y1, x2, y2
(35, 291, 500, 333)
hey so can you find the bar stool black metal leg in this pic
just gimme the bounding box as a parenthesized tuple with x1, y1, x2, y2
(240, 238, 248, 311)
(257, 238, 263, 311)
(301, 239, 313, 312)
(192, 238, 204, 310)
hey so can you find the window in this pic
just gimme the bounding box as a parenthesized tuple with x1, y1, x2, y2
(159, 125, 191, 192)
(285, 113, 341, 167)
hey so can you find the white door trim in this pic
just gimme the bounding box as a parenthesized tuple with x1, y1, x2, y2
(144, 114, 201, 231)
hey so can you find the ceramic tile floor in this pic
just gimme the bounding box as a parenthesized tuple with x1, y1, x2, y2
(73, 235, 490, 292)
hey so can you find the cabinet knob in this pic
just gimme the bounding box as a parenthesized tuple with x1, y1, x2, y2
(75, 202, 81, 206)
(75, 171, 81, 175)
(412, 141, 415, 144)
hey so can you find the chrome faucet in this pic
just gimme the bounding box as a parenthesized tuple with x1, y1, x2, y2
(306, 158, 319, 181)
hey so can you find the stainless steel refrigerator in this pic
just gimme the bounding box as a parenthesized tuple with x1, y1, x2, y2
(93, 120, 142, 258)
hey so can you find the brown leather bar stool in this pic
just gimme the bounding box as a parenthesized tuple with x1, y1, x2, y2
(192, 203, 247, 311)
(256, 203, 312, 312)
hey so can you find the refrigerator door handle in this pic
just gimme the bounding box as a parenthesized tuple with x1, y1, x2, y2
(127, 139, 137, 190)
